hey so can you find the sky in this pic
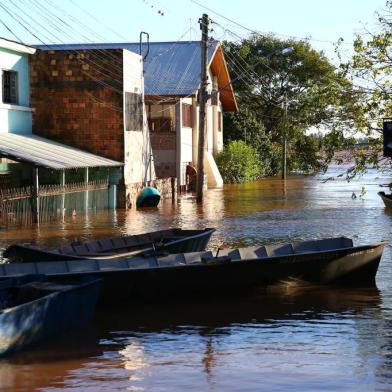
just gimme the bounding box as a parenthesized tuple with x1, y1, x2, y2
(0, 0, 387, 63)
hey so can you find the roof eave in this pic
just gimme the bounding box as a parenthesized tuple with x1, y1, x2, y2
(208, 42, 238, 112)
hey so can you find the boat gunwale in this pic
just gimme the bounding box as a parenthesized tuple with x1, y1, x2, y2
(0, 242, 385, 278)
(4, 228, 216, 259)
(0, 278, 101, 314)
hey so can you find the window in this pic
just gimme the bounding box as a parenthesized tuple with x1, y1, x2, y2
(148, 117, 173, 132)
(147, 104, 175, 132)
(3, 70, 18, 105)
(182, 103, 193, 128)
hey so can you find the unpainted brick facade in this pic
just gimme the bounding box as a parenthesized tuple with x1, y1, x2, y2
(30, 49, 125, 162)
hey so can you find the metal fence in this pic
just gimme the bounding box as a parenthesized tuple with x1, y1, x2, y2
(0, 180, 110, 226)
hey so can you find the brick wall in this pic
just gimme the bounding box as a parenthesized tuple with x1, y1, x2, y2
(30, 49, 125, 162)
(150, 132, 176, 177)
(155, 162, 176, 178)
(150, 132, 176, 150)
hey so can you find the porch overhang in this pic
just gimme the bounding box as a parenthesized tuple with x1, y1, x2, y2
(0, 133, 123, 170)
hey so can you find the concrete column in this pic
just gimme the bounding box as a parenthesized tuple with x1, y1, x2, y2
(175, 99, 183, 187)
(60, 170, 65, 220)
(84, 167, 89, 213)
(108, 185, 117, 209)
(108, 168, 122, 209)
(32, 166, 39, 224)
(212, 104, 219, 157)
(192, 98, 199, 167)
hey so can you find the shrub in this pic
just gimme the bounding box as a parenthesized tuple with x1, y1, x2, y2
(216, 140, 263, 183)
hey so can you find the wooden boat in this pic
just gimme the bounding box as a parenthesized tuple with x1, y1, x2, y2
(0, 237, 385, 304)
(136, 186, 161, 208)
(378, 191, 392, 208)
(3, 228, 216, 262)
(0, 275, 101, 356)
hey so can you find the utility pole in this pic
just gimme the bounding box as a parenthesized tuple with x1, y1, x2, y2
(196, 13, 209, 203)
(281, 93, 288, 180)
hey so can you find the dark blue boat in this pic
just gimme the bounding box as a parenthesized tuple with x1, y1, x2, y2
(136, 187, 161, 208)
(0, 275, 101, 356)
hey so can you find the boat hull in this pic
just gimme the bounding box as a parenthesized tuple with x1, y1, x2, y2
(3, 228, 215, 262)
(0, 276, 100, 356)
(378, 191, 392, 208)
(0, 243, 384, 304)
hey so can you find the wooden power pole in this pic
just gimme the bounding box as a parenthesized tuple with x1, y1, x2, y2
(281, 93, 288, 180)
(196, 13, 209, 203)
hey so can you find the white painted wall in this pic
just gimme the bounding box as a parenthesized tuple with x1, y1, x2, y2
(206, 103, 214, 154)
(0, 47, 34, 134)
(123, 49, 156, 185)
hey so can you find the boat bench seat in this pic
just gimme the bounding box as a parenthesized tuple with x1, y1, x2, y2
(58, 246, 74, 255)
(217, 248, 240, 260)
(293, 240, 319, 253)
(184, 251, 213, 264)
(85, 243, 102, 253)
(158, 254, 186, 266)
(316, 237, 353, 250)
(265, 244, 294, 257)
(72, 244, 90, 255)
(111, 237, 127, 249)
(293, 237, 353, 253)
(97, 239, 114, 252)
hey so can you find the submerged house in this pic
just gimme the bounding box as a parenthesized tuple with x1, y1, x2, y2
(30, 47, 160, 208)
(0, 37, 123, 224)
(35, 40, 238, 191)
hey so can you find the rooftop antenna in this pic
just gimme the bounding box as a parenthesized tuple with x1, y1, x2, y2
(139, 31, 150, 61)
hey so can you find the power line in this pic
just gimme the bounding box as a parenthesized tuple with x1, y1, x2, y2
(190, 0, 354, 46)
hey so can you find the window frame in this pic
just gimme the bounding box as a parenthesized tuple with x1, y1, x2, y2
(2, 70, 18, 105)
(182, 103, 193, 128)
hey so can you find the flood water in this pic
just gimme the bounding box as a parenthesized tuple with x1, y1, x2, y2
(1, 168, 392, 391)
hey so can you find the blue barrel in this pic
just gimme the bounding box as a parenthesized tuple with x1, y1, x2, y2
(136, 187, 161, 208)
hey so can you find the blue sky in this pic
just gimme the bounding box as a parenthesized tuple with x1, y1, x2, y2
(0, 0, 387, 61)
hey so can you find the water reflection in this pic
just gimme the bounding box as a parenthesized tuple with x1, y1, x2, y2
(86, 285, 386, 392)
(0, 170, 392, 390)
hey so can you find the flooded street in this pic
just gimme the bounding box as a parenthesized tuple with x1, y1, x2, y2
(1, 169, 392, 391)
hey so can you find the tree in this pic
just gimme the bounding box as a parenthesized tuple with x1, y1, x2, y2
(216, 140, 263, 183)
(223, 108, 274, 175)
(335, 0, 392, 176)
(222, 35, 360, 174)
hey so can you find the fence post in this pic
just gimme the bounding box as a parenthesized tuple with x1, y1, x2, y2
(84, 167, 89, 213)
(32, 166, 39, 224)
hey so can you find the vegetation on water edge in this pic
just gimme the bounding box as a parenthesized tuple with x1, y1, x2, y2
(216, 140, 263, 184)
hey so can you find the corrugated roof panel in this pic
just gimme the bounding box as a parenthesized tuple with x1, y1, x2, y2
(35, 41, 219, 96)
(0, 133, 123, 169)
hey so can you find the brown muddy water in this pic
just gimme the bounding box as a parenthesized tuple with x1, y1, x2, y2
(1, 168, 392, 391)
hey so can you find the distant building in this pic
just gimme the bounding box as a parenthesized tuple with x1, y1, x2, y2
(35, 40, 238, 191)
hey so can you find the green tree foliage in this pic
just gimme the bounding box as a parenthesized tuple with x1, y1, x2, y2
(222, 34, 360, 174)
(223, 108, 273, 175)
(216, 140, 262, 183)
(335, 0, 392, 174)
